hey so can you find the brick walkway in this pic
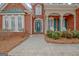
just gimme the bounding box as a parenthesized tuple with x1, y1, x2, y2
(8, 34, 79, 56)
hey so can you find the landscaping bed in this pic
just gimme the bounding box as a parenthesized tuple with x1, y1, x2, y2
(45, 36, 79, 44)
(45, 30, 79, 44)
(0, 32, 29, 55)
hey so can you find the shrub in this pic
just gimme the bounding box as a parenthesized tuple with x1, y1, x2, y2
(61, 31, 67, 38)
(76, 32, 79, 39)
(2, 29, 7, 32)
(46, 30, 53, 38)
(61, 31, 73, 39)
(52, 32, 61, 40)
(66, 32, 73, 39)
(71, 31, 77, 38)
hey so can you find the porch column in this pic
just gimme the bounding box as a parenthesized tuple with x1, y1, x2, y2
(60, 14, 64, 31)
(45, 15, 48, 34)
(74, 14, 76, 31)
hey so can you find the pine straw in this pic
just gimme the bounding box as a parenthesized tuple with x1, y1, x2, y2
(0, 33, 29, 55)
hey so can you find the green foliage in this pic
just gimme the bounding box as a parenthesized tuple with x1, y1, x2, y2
(71, 31, 77, 38)
(46, 30, 53, 38)
(66, 32, 73, 39)
(51, 32, 61, 40)
(47, 30, 79, 39)
(76, 32, 79, 39)
(47, 30, 61, 39)
(61, 31, 73, 39)
(61, 31, 67, 38)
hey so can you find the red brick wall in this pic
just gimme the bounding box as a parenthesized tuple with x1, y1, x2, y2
(64, 15, 74, 31)
(76, 8, 79, 31)
(25, 14, 31, 34)
(32, 3, 45, 33)
(49, 15, 74, 31)
(0, 15, 2, 32)
(1, 3, 32, 33)
(4, 3, 26, 10)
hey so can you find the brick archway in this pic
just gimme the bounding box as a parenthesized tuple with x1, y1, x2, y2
(63, 13, 74, 31)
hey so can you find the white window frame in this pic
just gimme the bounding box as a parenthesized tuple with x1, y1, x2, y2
(34, 18, 43, 32)
(2, 15, 24, 32)
(35, 4, 42, 15)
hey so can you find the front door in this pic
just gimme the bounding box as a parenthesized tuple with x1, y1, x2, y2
(35, 20, 41, 32)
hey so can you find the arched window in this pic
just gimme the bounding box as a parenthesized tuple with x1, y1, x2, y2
(35, 4, 42, 15)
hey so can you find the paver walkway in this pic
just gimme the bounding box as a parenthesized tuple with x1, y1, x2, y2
(8, 34, 79, 56)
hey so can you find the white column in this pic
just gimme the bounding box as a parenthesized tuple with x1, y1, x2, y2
(60, 14, 64, 31)
(45, 15, 48, 34)
(74, 14, 76, 31)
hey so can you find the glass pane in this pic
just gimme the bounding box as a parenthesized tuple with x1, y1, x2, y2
(5, 16, 8, 31)
(58, 19, 60, 31)
(65, 19, 67, 29)
(18, 16, 22, 31)
(35, 20, 41, 32)
(54, 18, 56, 31)
(11, 17, 15, 31)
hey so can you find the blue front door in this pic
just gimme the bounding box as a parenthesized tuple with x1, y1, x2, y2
(35, 20, 41, 32)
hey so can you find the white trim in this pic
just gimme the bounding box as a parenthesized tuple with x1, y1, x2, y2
(60, 14, 63, 31)
(49, 17, 54, 31)
(22, 3, 32, 13)
(0, 4, 8, 10)
(2, 15, 24, 32)
(35, 4, 42, 15)
(24, 10, 32, 14)
(2, 16, 5, 30)
(0, 13, 25, 15)
(45, 15, 48, 34)
(0, 3, 32, 14)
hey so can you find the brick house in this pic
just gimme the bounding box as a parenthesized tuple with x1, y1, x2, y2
(0, 3, 79, 34)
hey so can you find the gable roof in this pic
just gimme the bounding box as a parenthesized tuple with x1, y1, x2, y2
(0, 3, 32, 14)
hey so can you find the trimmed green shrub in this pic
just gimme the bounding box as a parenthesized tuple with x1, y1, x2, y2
(76, 32, 79, 39)
(71, 31, 77, 38)
(61, 31, 67, 38)
(61, 31, 73, 39)
(46, 30, 53, 38)
(51, 32, 61, 40)
(66, 32, 73, 39)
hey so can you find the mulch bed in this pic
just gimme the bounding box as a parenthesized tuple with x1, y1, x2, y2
(45, 36, 79, 44)
(0, 32, 29, 55)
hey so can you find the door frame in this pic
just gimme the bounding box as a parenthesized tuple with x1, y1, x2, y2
(33, 18, 43, 33)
